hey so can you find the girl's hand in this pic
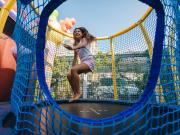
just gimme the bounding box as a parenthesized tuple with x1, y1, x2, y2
(63, 44, 73, 50)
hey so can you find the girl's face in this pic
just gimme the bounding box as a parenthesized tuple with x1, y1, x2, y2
(73, 29, 83, 39)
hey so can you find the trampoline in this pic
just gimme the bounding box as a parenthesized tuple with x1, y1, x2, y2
(16, 100, 180, 135)
(17, 101, 132, 134)
(57, 101, 131, 119)
(2, 0, 179, 134)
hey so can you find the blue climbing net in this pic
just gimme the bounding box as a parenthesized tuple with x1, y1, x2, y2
(11, 0, 180, 134)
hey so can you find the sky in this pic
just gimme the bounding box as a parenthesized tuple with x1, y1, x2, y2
(57, 0, 149, 37)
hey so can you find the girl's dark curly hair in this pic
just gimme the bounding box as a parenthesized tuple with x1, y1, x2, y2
(73, 27, 96, 45)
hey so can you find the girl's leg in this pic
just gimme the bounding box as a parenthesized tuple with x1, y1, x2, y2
(67, 72, 77, 96)
(70, 63, 91, 101)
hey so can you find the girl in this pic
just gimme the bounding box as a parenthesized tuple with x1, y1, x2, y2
(63, 27, 96, 102)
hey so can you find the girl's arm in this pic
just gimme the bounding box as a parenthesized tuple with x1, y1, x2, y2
(72, 51, 78, 66)
(63, 44, 73, 50)
(72, 38, 88, 50)
(63, 38, 88, 50)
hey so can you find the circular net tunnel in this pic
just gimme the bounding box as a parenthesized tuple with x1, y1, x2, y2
(9, 0, 180, 134)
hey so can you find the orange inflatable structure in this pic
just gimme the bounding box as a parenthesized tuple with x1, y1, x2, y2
(0, 33, 16, 101)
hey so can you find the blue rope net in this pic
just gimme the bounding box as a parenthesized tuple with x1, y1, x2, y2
(10, 0, 180, 134)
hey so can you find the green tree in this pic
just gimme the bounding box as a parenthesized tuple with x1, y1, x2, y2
(51, 55, 71, 99)
(94, 51, 110, 72)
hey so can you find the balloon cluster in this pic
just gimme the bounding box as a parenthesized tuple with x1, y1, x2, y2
(49, 10, 76, 33)
(60, 17, 76, 33)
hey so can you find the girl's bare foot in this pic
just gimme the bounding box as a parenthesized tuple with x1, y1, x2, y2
(70, 95, 76, 98)
(69, 94, 75, 102)
(73, 92, 82, 101)
(69, 92, 82, 102)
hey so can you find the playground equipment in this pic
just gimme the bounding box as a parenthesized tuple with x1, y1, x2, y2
(1, 0, 180, 134)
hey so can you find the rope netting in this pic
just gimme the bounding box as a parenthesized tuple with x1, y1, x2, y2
(10, 0, 180, 134)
